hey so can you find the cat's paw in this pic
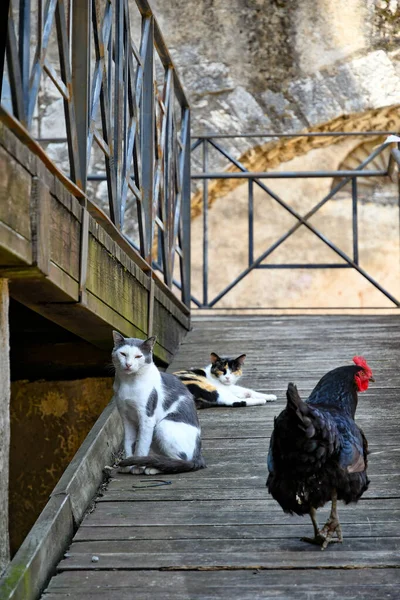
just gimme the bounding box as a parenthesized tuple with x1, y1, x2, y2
(129, 466, 146, 475)
(144, 467, 162, 475)
(117, 466, 135, 474)
(103, 465, 117, 478)
(262, 394, 277, 403)
(265, 394, 277, 402)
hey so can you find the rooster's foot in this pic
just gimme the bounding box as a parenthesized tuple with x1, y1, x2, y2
(301, 533, 327, 546)
(301, 518, 343, 550)
(319, 517, 343, 550)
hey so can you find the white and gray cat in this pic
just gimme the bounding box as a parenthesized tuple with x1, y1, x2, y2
(174, 352, 277, 409)
(112, 332, 206, 475)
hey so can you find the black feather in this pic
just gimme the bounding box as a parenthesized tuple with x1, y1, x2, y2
(267, 365, 370, 516)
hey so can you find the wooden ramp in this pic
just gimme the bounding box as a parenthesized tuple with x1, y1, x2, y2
(43, 316, 400, 599)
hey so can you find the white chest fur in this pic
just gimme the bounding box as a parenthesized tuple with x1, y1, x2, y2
(114, 364, 161, 413)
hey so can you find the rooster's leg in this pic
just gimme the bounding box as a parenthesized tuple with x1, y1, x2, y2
(301, 507, 326, 546)
(319, 490, 343, 550)
(310, 507, 319, 537)
(301, 492, 343, 550)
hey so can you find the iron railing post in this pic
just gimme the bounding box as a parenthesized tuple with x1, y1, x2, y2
(71, 0, 90, 192)
(202, 139, 208, 307)
(71, 0, 90, 304)
(141, 15, 154, 264)
(113, 0, 124, 228)
(181, 107, 191, 308)
(162, 67, 174, 289)
(248, 178, 254, 267)
(18, 0, 30, 124)
(0, 0, 11, 98)
(55, 0, 82, 187)
(398, 142, 400, 280)
(352, 177, 359, 265)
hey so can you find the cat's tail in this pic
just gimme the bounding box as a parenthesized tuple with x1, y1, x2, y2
(118, 454, 206, 474)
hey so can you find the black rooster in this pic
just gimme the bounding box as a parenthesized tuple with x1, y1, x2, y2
(267, 356, 374, 549)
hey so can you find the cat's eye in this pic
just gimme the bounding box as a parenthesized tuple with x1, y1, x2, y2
(120, 351, 127, 357)
(135, 355, 143, 359)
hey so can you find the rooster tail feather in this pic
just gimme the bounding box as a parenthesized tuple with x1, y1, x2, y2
(118, 454, 206, 473)
(286, 383, 316, 438)
(286, 382, 302, 410)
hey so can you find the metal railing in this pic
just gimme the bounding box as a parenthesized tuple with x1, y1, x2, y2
(2, 0, 191, 309)
(190, 132, 400, 309)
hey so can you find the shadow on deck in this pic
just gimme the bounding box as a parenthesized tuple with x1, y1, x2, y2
(29, 316, 400, 597)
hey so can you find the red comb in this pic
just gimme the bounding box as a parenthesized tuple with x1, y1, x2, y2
(353, 356, 372, 375)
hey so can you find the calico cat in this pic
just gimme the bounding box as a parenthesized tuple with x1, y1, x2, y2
(112, 332, 206, 475)
(174, 352, 277, 409)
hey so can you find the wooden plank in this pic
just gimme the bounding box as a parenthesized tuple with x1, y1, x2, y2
(201, 437, 400, 448)
(0, 139, 33, 267)
(45, 567, 400, 589)
(97, 479, 400, 501)
(95, 458, 400, 479)
(48, 262, 80, 300)
(50, 194, 81, 282)
(74, 521, 400, 542)
(101, 473, 397, 494)
(80, 500, 400, 527)
(58, 537, 400, 570)
(64, 537, 400, 556)
(42, 586, 400, 600)
(0, 144, 32, 242)
(86, 231, 149, 335)
(199, 425, 400, 440)
(0, 221, 32, 268)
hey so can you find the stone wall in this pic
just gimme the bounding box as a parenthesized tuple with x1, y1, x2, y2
(153, 0, 400, 143)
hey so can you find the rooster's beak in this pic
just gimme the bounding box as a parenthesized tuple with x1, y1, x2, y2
(369, 376, 375, 382)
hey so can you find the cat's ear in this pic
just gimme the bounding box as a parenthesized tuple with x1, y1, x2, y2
(142, 336, 157, 352)
(112, 330, 125, 347)
(235, 354, 246, 365)
(210, 352, 220, 364)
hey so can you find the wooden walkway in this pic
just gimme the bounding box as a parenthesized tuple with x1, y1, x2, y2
(43, 316, 400, 599)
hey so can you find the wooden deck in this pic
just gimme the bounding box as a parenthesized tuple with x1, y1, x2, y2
(43, 316, 400, 599)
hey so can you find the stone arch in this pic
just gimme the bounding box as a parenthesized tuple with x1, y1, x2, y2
(332, 138, 397, 204)
(191, 105, 400, 219)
